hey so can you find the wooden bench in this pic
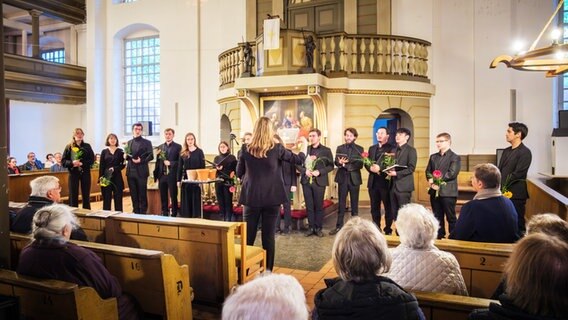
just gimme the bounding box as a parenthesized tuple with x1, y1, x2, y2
(10, 233, 192, 319)
(234, 222, 266, 284)
(0, 269, 118, 320)
(414, 291, 495, 320)
(73, 208, 114, 243)
(385, 235, 512, 298)
(103, 213, 238, 306)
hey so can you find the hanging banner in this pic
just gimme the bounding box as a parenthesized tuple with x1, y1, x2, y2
(263, 18, 280, 50)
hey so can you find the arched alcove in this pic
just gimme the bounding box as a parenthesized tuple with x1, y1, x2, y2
(372, 108, 414, 146)
(220, 114, 232, 146)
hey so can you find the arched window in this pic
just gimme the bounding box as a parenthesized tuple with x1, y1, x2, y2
(123, 35, 160, 135)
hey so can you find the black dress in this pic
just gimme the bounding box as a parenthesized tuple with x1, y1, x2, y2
(214, 152, 237, 221)
(177, 148, 205, 218)
(99, 148, 125, 211)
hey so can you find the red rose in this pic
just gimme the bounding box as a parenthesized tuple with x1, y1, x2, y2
(433, 170, 442, 179)
(361, 151, 369, 158)
(229, 186, 236, 193)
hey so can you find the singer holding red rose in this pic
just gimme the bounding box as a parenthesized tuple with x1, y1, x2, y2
(425, 132, 461, 239)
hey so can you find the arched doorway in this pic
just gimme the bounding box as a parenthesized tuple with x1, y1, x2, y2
(220, 114, 232, 149)
(372, 108, 414, 146)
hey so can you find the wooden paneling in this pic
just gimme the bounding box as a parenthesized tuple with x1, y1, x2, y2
(526, 178, 568, 221)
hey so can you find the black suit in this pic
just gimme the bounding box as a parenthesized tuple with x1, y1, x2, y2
(153, 141, 182, 216)
(237, 143, 305, 270)
(388, 143, 417, 233)
(300, 144, 334, 231)
(366, 142, 395, 229)
(334, 143, 364, 228)
(276, 159, 298, 232)
(214, 153, 237, 221)
(498, 143, 532, 234)
(125, 136, 154, 214)
(426, 149, 460, 238)
(62, 142, 95, 209)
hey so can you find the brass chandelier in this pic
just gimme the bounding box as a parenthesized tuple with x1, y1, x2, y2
(490, 0, 568, 77)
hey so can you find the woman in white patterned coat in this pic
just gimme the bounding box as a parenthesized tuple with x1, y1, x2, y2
(386, 203, 468, 295)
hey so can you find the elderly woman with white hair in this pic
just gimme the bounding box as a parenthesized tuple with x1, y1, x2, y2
(17, 204, 140, 319)
(222, 273, 308, 320)
(313, 217, 424, 320)
(386, 203, 468, 295)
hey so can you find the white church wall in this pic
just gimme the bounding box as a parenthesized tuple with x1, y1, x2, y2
(393, 0, 554, 175)
(9, 101, 85, 163)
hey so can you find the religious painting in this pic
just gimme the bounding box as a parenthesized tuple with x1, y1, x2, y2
(261, 96, 315, 149)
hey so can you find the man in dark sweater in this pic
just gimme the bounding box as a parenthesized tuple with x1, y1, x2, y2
(10, 176, 87, 241)
(125, 122, 154, 214)
(498, 122, 532, 235)
(450, 163, 519, 243)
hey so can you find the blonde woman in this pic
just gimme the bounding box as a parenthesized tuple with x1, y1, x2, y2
(177, 133, 205, 218)
(236, 117, 306, 271)
(61, 128, 95, 209)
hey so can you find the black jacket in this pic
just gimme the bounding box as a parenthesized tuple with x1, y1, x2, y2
(334, 143, 364, 185)
(125, 136, 154, 179)
(237, 144, 304, 207)
(425, 149, 461, 197)
(469, 295, 566, 320)
(300, 144, 334, 187)
(498, 143, 532, 200)
(62, 142, 95, 173)
(392, 143, 417, 193)
(366, 142, 395, 189)
(10, 196, 88, 241)
(153, 141, 182, 181)
(313, 276, 424, 320)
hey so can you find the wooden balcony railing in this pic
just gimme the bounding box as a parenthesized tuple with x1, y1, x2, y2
(218, 31, 431, 88)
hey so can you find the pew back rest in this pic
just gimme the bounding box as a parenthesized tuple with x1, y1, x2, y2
(414, 291, 495, 320)
(0, 269, 118, 320)
(103, 213, 238, 306)
(10, 232, 192, 319)
(72, 240, 192, 319)
(385, 236, 512, 299)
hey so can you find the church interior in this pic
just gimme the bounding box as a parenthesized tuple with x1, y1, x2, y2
(1, 0, 568, 319)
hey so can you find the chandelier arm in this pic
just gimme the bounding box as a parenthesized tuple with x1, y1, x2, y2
(530, 0, 564, 50)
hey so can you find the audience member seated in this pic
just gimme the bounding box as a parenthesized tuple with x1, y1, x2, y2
(491, 213, 568, 299)
(50, 152, 66, 172)
(222, 273, 308, 320)
(7, 157, 20, 174)
(450, 163, 519, 243)
(44, 153, 55, 169)
(469, 233, 568, 320)
(10, 176, 87, 241)
(17, 204, 141, 320)
(386, 204, 468, 295)
(21, 152, 44, 171)
(313, 217, 424, 320)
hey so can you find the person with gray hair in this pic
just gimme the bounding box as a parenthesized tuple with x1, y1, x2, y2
(450, 163, 519, 243)
(17, 204, 140, 320)
(222, 273, 308, 320)
(313, 217, 424, 320)
(386, 204, 467, 295)
(10, 176, 87, 240)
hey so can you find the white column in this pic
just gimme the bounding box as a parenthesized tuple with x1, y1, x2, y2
(21, 30, 27, 56)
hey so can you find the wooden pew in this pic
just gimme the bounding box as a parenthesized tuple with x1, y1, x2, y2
(385, 235, 512, 298)
(10, 233, 192, 319)
(414, 291, 495, 320)
(0, 269, 118, 320)
(7, 169, 128, 203)
(73, 208, 115, 243)
(103, 213, 238, 306)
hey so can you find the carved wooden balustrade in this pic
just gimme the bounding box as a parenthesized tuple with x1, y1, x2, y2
(218, 32, 431, 88)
